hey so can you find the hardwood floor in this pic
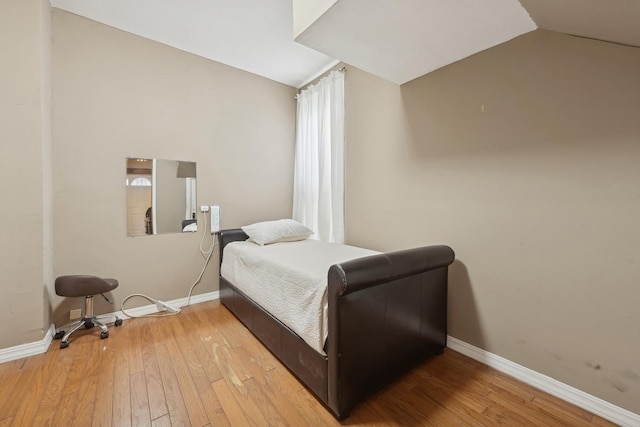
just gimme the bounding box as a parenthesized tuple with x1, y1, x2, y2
(0, 300, 618, 426)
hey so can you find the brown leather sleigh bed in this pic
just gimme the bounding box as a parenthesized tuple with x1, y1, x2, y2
(219, 227, 455, 419)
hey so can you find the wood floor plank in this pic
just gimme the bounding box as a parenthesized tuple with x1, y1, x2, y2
(484, 370, 538, 403)
(217, 324, 272, 380)
(51, 335, 97, 426)
(198, 386, 232, 427)
(0, 354, 46, 418)
(127, 316, 145, 375)
(31, 346, 75, 426)
(417, 351, 493, 397)
(367, 382, 439, 427)
(207, 335, 253, 396)
(139, 318, 169, 421)
(90, 345, 116, 427)
(150, 413, 172, 427)
(244, 367, 308, 426)
(155, 342, 192, 427)
(0, 359, 21, 387)
(197, 332, 227, 383)
(263, 366, 340, 426)
(411, 379, 493, 426)
(410, 358, 502, 427)
(10, 342, 71, 426)
(203, 302, 255, 348)
(169, 319, 230, 426)
(212, 378, 252, 426)
(0, 300, 626, 427)
(209, 349, 272, 426)
(485, 388, 569, 427)
(532, 392, 596, 424)
(482, 402, 542, 427)
(112, 358, 131, 426)
(72, 371, 99, 427)
(230, 342, 275, 386)
(242, 377, 290, 426)
(396, 374, 490, 426)
(0, 369, 24, 417)
(131, 370, 152, 427)
(146, 312, 173, 345)
(70, 338, 103, 426)
(182, 305, 225, 383)
(371, 384, 444, 426)
(163, 327, 210, 427)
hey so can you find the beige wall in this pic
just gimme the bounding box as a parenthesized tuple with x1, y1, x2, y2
(0, 0, 52, 349)
(344, 29, 640, 413)
(51, 10, 296, 326)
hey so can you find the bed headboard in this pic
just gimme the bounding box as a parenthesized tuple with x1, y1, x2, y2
(218, 228, 249, 263)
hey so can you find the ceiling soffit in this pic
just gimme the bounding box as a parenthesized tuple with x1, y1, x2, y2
(295, 0, 537, 84)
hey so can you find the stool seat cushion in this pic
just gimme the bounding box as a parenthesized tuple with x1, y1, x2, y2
(55, 275, 118, 297)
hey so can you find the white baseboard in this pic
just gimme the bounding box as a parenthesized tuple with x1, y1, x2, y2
(0, 291, 220, 364)
(0, 324, 56, 364)
(447, 336, 639, 427)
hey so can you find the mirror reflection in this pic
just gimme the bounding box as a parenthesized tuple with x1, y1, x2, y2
(126, 158, 197, 236)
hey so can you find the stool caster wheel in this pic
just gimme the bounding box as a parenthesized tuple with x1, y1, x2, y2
(100, 331, 109, 339)
(54, 331, 65, 340)
(60, 341, 69, 349)
(85, 321, 94, 329)
(114, 318, 123, 327)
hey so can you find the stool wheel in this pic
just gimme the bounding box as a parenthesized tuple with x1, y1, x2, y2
(60, 341, 69, 349)
(100, 331, 109, 339)
(115, 318, 123, 327)
(54, 331, 65, 340)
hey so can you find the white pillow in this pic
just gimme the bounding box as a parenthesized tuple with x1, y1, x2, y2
(241, 219, 313, 246)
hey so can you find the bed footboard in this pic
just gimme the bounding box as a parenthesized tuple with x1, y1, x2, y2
(326, 245, 455, 419)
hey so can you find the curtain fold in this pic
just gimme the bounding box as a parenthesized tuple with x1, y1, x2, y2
(292, 70, 345, 244)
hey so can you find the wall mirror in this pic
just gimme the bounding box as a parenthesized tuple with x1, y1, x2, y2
(126, 158, 197, 237)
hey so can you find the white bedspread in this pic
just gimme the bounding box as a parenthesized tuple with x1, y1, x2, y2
(220, 239, 380, 355)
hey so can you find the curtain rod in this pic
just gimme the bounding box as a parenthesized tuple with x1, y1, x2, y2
(295, 67, 346, 99)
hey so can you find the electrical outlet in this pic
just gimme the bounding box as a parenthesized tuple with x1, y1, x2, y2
(155, 300, 179, 313)
(200, 205, 210, 212)
(70, 308, 82, 320)
(210, 204, 220, 233)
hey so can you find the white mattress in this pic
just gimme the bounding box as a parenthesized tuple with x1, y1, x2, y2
(220, 239, 380, 355)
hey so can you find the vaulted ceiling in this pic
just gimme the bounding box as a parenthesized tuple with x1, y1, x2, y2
(51, 0, 640, 88)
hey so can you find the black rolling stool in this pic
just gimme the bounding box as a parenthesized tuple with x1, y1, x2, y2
(54, 275, 123, 348)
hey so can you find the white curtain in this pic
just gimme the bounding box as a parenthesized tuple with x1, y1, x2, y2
(292, 70, 345, 244)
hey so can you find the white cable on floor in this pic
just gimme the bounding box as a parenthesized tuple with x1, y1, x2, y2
(120, 210, 217, 319)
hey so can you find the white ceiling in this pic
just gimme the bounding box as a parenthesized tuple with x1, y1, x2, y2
(520, 0, 640, 48)
(50, 0, 640, 88)
(50, 0, 339, 88)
